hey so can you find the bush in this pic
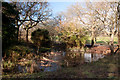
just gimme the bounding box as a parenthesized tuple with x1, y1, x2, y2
(59, 28, 88, 48)
(31, 29, 51, 53)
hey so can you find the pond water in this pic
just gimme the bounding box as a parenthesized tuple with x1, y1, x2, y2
(39, 51, 105, 72)
(61, 51, 105, 67)
(17, 51, 105, 73)
(83, 52, 104, 62)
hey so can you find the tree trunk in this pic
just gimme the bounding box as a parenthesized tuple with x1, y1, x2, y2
(109, 44, 114, 54)
(94, 37, 97, 44)
(117, 1, 120, 46)
(91, 31, 95, 47)
(114, 45, 119, 54)
(37, 46, 40, 54)
(110, 29, 114, 45)
(26, 29, 29, 42)
(112, 2, 120, 54)
(91, 26, 95, 47)
(109, 29, 115, 54)
(118, 21, 120, 46)
(118, 5, 120, 46)
(16, 19, 19, 41)
(16, 27, 19, 41)
(19, 30, 22, 41)
(91, 38, 94, 47)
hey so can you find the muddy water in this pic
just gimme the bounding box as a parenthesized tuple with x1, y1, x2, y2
(62, 51, 105, 67)
(38, 51, 105, 72)
(17, 51, 105, 73)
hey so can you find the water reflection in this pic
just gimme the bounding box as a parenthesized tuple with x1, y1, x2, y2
(17, 51, 105, 73)
(64, 51, 105, 67)
(39, 62, 60, 72)
(84, 53, 104, 62)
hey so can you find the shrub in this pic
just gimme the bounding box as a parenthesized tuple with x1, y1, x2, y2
(31, 29, 51, 54)
(59, 28, 88, 48)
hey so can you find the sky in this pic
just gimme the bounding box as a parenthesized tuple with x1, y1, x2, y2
(4, 1, 75, 16)
(49, 2, 75, 16)
(3, 1, 84, 17)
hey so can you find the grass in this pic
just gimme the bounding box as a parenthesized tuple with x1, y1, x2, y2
(86, 36, 118, 44)
(2, 37, 119, 78)
(46, 52, 119, 78)
(2, 52, 120, 78)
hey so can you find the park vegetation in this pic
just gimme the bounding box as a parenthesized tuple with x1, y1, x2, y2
(1, 1, 120, 78)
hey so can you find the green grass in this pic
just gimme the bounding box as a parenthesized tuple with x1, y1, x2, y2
(96, 37, 118, 44)
(86, 36, 118, 44)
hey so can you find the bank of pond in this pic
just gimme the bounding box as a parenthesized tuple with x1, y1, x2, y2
(2, 44, 119, 78)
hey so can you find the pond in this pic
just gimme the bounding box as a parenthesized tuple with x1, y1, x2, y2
(83, 52, 104, 62)
(17, 50, 105, 73)
(61, 51, 105, 67)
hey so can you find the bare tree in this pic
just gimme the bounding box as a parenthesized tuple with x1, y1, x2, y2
(117, 1, 120, 46)
(15, 2, 51, 42)
(61, 2, 109, 46)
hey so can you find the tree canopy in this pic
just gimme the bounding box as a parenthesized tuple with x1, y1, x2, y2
(2, 2, 19, 57)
